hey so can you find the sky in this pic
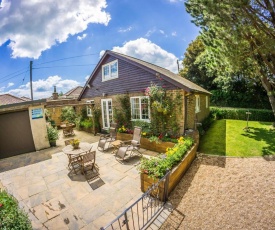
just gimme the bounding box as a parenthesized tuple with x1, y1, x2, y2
(0, 0, 200, 100)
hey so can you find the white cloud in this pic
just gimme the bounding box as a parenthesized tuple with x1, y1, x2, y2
(6, 75, 80, 99)
(118, 26, 132, 33)
(85, 75, 90, 81)
(159, 30, 165, 35)
(7, 82, 14, 88)
(145, 28, 156, 37)
(112, 38, 179, 73)
(172, 31, 177, 36)
(77, 34, 87, 40)
(0, 0, 111, 59)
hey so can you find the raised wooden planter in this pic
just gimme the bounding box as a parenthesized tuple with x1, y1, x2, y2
(116, 133, 175, 153)
(140, 142, 199, 199)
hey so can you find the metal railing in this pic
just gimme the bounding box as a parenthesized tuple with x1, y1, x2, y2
(100, 170, 171, 230)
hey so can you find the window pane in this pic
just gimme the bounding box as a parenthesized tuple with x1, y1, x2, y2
(103, 66, 109, 79)
(111, 61, 117, 77)
(141, 97, 149, 119)
(131, 98, 140, 119)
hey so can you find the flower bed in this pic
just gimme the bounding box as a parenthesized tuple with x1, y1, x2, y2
(116, 133, 175, 153)
(138, 136, 199, 199)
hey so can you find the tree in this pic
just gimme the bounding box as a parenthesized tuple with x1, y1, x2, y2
(185, 0, 275, 120)
(180, 36, 217, 90)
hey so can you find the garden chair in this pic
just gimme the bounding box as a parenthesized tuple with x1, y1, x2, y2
(116, 126, 142, 161)
(63, 125, 75, 137)
(64, 139, 74, 146)
(80, 150, 97, 179)
(97, 127, 117, 151)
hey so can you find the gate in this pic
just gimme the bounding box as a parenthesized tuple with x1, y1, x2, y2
(100, 171, 171, 230)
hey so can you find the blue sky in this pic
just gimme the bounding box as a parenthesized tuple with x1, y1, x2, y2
(0, 0, 199, 99)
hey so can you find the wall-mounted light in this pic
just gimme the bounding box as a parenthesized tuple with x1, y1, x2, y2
(87, 84, 91, 89)
(102, 93, 107, 97)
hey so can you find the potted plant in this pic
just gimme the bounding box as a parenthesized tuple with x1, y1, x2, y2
(70, 139, 80, 149)
(47, 125, 59, 147)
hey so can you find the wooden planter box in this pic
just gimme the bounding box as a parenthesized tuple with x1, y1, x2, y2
(116, 133, 175, 153)
(140, 142, 199, 199)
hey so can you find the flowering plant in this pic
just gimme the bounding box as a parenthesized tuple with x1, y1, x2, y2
(70, 139, 80, 148)
(137, 137, 194, 179)
(118, 125, 127, 133)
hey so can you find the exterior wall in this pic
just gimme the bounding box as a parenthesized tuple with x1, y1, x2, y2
(186, 93, 210, 129)
(81, 89, 187, 134)
(28, 105, 50, 150)
(82, 55, 177, 98)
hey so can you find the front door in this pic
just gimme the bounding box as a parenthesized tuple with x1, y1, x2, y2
(101, 99, 113, 129)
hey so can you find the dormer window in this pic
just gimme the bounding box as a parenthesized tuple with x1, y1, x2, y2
(102, 60, 118, 81)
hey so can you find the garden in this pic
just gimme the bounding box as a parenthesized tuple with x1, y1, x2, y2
(199, 107, 275, 157)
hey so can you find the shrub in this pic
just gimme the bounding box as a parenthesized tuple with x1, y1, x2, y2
(0, 190, 32, 229)
(80, 119, 93, 129)
(47, 125, 59, 142)
(60, 106, 77, 124)
(138, 137, 194, 179)
(211, 107, 274, 122)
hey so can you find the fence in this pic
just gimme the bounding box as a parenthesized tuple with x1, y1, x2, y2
(100, 170, 171, 230)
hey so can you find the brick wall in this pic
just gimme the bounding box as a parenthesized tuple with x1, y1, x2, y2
(186, 93, 210, 130)
(81, 89, 187, 134)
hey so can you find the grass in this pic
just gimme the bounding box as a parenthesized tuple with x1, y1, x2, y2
(199, 119, 275, 157)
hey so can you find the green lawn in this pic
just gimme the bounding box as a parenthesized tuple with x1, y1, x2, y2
(199, 119, 275, 157)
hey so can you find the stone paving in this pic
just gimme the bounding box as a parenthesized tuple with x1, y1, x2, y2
(0, 130, 164, 229)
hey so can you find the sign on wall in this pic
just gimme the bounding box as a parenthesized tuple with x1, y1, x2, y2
(31, 108, 43, 119)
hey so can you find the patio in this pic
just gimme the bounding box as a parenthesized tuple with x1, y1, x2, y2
(0, 130, 162, 229)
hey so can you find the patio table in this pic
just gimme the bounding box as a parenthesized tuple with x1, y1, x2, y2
(62, 142, 92, 169)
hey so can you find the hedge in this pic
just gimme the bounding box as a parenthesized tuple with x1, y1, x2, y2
(210, 107, 274, 122)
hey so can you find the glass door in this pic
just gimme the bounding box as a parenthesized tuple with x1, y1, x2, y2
(101, 99, 113, 129)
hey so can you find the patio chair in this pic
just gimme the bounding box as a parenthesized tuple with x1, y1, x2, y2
(116, 126, 142, 161)
(63, 125, 75, 137)
(97, 127, 117, 151)
(81, 150, 97, 179)
(64, 139, 74, 146)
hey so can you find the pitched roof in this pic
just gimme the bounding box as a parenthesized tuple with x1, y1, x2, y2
(109, 51, 211, 94)
(64, 86, 83, 97)
(80, 50, 211, 99)
(0, 94, 27, 105)
(21, 96, 31, 101)
(48, 86, 83, 100)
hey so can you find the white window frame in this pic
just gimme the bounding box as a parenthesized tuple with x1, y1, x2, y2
(101, 98, 113, 129)
(195, 95, 200, 113)
(102, 60, 118, 81)
(206, 96, 209, 108)
(87, 106, 92, 117)
(130, 96, 150, 122)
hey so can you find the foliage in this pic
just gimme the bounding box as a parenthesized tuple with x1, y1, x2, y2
(185, 0, 275, 118)
(44, 108, 51, 121)
(210, 107, 274, 122)
(199, 119, 275, 156)
(181, 36, 270, 109)
(60, 106, 77, 124)
(138, 137, 194, 179)
(146, 83, 182, 137)
(149, 135, 161, 144)
(47, 125, 59, 142)
(93, 107, 101, 130)
(131, 120, 151, 133)
(118, 125, 127, 133)
(80, 119, 93, 129)
(114, 94, 131, 128)
(0, 190, 32, 229)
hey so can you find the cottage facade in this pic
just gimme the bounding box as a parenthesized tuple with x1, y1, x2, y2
(78, 50, 211, 134)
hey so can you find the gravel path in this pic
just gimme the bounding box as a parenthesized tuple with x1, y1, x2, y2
(160, 154, 275, 229)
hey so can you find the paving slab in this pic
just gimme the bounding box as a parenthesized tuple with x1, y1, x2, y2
(0, 130, 162, 230)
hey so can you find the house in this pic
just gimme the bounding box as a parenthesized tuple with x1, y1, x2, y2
(78, 50, 211, 134)
(46, 86, 85, 126)
(0, 93, 31, 106)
